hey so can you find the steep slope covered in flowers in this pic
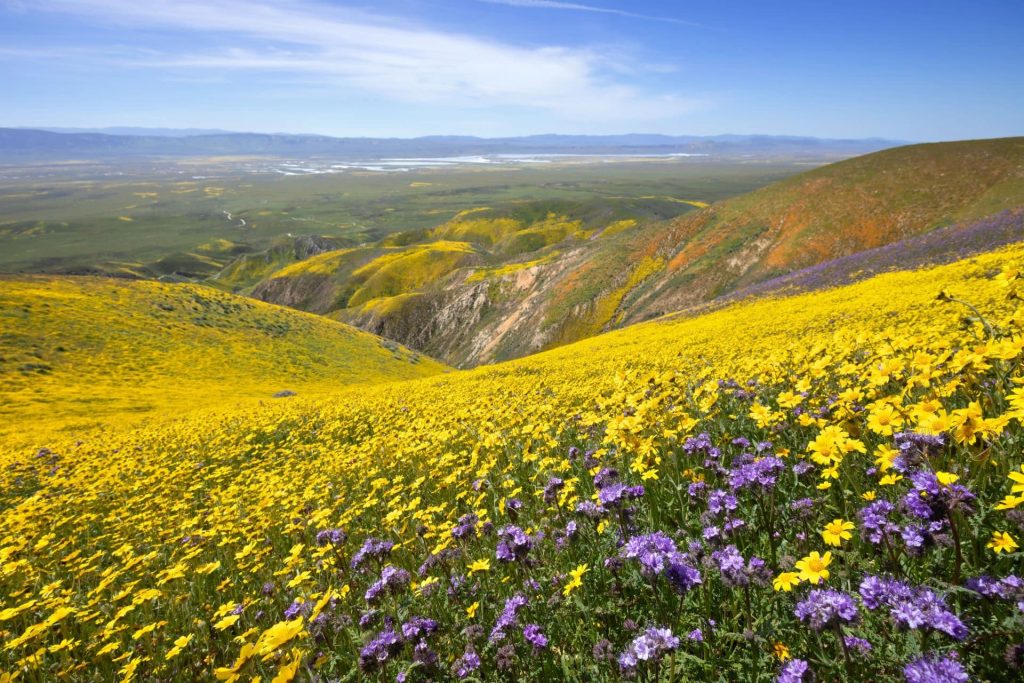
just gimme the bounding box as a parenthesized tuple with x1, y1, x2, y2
(3, 245, 1024, 681)
(0, 276, 445, 447)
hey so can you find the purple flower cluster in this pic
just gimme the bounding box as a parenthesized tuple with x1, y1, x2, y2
(362, 616, 441, 674)
(505, 497, 523, 520)
(454, 649, 481, 678)
(707, 489, 739, 516)
(452, 513, 479, 540)
(794, 589, 859, 631)
(283, 598, 310, 620)
(844, 635, 872, 654)
(777, 659, 810, 683)
(365, 565, 411, 604)
(598, 481, 645, 507)
(728, 455, 786, 491)
(893, 431, 946, 467)
(618, 626, 680, 671)
(575, 501, 606, 519)
(859, 576, 967, 640)
(711, 545, 770, 587)
(903, 471, 975, 520)
(965, 574, 1024, 609)
(490, 593, 527, 643)
(351, 537, 394, 570)
(359, 627, 403, 671)
(496, 525, 533, 563)
(522, 623, 548, 650)
(903, 652, 970, 683)
(315, 528, 347, 546)
(401, 616, 439, 640)
(543, 477, 565, 505)
(858, 499, 899, 544)
(683, 433, 722, 468)
(418, 547, 461, 577)
(620, 531, 702, 593)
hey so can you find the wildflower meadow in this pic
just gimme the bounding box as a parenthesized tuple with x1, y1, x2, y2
(3, 244, 1024, 681)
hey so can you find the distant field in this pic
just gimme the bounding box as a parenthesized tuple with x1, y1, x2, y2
(0, 158, 802, 274)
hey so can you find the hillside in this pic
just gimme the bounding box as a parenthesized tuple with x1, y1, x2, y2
(0, 276, 446, 446)
(625, 136, 1024, 320)
(244, 137, 1024, 366)
(2, 242, 1023, 681)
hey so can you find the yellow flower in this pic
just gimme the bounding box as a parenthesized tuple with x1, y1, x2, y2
(253, 619, 304, 657)
(867, 403, 904, 435)
(879, 473, 903, 486)
(994, 494, 1024, 510)
(821, 519, 855, 547)
(1009, 465, 1024, 494)
(214, 615, 240, 631)
(777, 391, 804, 409)
(271, 648, 304, 683)
(468, 558, 490, 574)
(773, 572, 801, 592)
(935, 471, 959, 486)
(466, 602, 479, 618)
(861, 490, 877, 501)
(563, 563, 589, 597)
(794, 551, 832, 584)
(987, 531, 1019, 554)
(873, 445, 898, 472)
(165, 634, 193, 660)
(773, 641, 791, 661)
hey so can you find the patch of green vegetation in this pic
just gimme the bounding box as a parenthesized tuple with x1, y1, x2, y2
(0, 160, 801, 276)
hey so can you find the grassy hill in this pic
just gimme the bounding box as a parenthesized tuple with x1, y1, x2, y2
(2, 242, 1023, 680)
(626, 136, 1024, 319)
(245, 138, 1024, 366)
(0, 276, 446, 446)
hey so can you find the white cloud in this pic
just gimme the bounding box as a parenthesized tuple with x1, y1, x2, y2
(478, 0, 703, 26)
(11, 0, 705, 123)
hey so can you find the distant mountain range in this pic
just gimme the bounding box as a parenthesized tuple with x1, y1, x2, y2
(0, 127, 902, 162)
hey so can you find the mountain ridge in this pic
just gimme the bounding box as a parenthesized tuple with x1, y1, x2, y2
(0, 127, 901, 161)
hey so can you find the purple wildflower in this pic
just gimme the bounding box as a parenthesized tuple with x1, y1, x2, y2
(315, 528, 347, 546)
(903, 653, 969, 683)
(777, 659, 810, 683)
(523, 624, 548, 650)
(452, 513, 479, 540)
(351, 537, 394, 570)
(858, 500, 898, 544)
(365, 566, 411, 604)
(490, 594, 527, 643)
(454, 649, 481, 678)
(496, 525, 533, 563)
(794, 589, 859, 631)
(618, 627, 680, 672)
(359, 627, 402, 672)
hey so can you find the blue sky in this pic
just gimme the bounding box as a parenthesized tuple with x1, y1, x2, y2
(0, 0, 1021, 140)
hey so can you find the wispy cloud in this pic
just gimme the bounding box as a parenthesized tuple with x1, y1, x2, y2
(477, 0, 704, 27)
(6, 0, 705, 123)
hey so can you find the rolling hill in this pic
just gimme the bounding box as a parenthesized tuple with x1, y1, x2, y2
(242, 137, 1024, 367)
(2, 238, 1022, 680)
(0, 276, 446, 446)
